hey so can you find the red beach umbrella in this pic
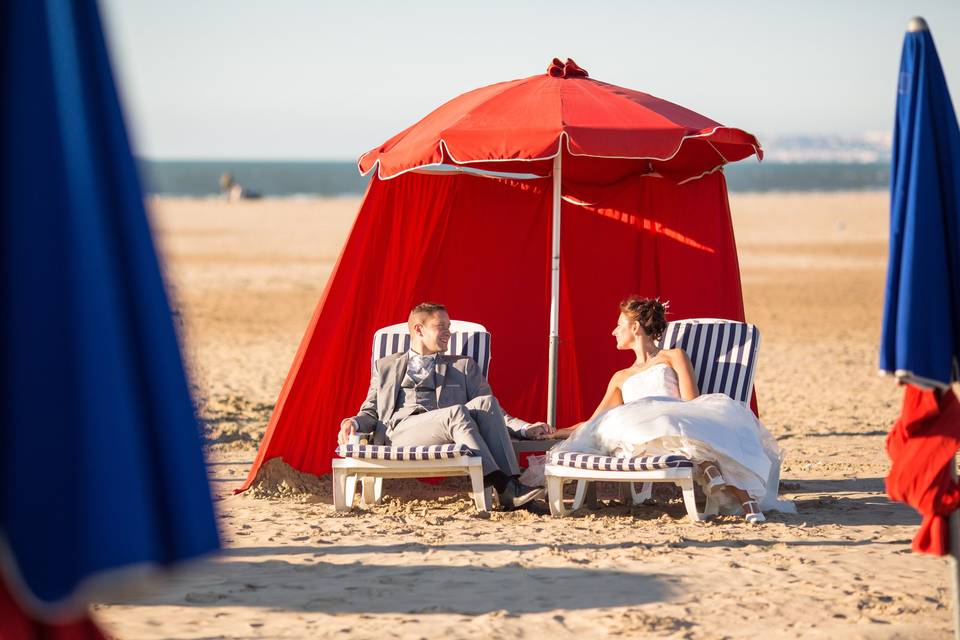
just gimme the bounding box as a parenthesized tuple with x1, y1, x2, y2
(359, 58, 761, 425)
(360, 57, 761, 184)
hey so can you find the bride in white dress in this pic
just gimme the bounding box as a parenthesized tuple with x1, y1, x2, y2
(552, 297, 794, 523)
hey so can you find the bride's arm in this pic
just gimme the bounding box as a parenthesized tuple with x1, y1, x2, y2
(586, 373, 626, 419)
(549, 373, 625, 438)
(668, 349, 700, 400)
(549, 422, 583, 438)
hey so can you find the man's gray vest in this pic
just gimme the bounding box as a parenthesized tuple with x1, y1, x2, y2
(397, 369, 439, 416)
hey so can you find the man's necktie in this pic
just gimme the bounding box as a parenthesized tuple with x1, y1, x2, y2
(408, 353, 436, 384)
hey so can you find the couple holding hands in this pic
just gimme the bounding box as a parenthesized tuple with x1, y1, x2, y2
(338, 299, 787, 520)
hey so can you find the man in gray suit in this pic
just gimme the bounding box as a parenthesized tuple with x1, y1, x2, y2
(338, 302, 550, 509)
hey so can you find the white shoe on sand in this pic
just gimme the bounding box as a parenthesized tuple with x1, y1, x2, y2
(702, 463, 727, 491)
(742, 500, 766, 524)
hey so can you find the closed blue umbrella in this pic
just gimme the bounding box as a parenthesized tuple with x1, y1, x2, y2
(880, 17, 960, 389)
(0, 0, 219, 617)
(879, 17, 960, 639)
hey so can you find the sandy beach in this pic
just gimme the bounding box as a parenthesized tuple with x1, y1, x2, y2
(91, 190, 952, 639)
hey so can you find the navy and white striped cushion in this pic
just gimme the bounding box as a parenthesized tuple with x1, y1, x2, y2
(336, 443, 475, 460)
(446, 331, 492, 378)
(371, 328, 492, 378)
(372, 331, 412, 362)
(548, 450, 693, 471)
(657, 320, 760, 403)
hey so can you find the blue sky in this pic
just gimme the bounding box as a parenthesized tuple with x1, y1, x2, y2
(99, 0, 960, 160)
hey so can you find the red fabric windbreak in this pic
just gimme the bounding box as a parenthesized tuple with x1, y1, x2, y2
(557, 172, 747, 421)
(886, 386, 960, 555)
(239, 169, 747, 490)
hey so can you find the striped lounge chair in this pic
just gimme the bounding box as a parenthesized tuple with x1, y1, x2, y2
(545, 318, 761, 521)
(332, 320, 494, 512)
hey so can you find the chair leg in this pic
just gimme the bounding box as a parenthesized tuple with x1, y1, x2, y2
(344, 474, 357, 509)
(468, 465, 488, 512)
(373, 477, 383, 502)
(585, 482, 599, 508)
(618, 482, 632, 505)
(573, 480, 591, 511)
(333, 468, 348, 512)
(678, 478, 704, 522)
(547, 475, 568, 516)
(632, 482, 652, 504)
(360, 477, 378, 506)
(702, 491, 720, 518)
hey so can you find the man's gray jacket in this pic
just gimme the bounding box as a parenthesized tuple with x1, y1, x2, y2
(350, 352, 528, 441)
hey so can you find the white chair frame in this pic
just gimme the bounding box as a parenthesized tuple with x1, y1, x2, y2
(332, 456, 491, 512)
(544, 465, 719, 521)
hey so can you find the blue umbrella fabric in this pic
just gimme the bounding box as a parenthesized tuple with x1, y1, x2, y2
(0, 0, 218, 616)
(880, 17, 960, 390)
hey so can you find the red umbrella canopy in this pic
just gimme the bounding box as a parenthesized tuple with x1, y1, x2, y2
(359, 58, 762, 184)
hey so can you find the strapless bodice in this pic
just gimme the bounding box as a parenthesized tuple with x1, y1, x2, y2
(621, 363, 681, 402)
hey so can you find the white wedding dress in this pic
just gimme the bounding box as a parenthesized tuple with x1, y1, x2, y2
(556, 363, 795, 513)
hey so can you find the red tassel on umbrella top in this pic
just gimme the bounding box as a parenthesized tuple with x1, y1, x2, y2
(547, 57, 589, 78)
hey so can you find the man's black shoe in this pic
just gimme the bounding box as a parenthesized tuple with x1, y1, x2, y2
(517, 499, 550, 516)
(499, 479, 545, 510)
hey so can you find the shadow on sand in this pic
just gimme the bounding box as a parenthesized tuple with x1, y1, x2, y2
(516, 476, 919, 528)
(101, 558, 673, 614)
(778, 430, 889, 439)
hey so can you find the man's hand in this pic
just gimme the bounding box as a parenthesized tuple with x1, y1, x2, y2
(337, 418, 356, 445)
(523, 421, 554, 440)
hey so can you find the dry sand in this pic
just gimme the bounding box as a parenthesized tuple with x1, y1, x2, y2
(92, 191, 953, 639)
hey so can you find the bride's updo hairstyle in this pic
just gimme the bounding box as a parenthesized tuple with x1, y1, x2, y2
(620, 296, 667, 341)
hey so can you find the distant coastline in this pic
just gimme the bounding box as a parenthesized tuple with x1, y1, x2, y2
(139, 159, 890, 198)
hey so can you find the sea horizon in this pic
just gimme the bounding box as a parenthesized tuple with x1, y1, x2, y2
(139, 158, 891, 199)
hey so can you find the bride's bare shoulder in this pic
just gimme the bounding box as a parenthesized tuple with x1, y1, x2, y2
(610, 367, 639, 387)
(662, 348, 691, 364)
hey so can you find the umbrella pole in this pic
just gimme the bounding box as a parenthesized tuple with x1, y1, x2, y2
(547, 153, 562, 428)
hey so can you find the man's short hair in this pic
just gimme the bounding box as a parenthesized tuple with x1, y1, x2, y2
(408, 302, 446, 327)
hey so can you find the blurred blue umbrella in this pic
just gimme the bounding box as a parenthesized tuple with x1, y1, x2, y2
(880, 17, 960, 390)
(0, 0, 218, 617)
(879, 17, 960, 640)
